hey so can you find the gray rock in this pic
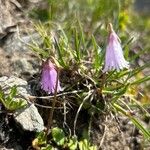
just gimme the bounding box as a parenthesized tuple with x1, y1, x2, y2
(0, 0, 15, 37)
(11, 58, 37, 77)
(14, 104, 44, 132)
(3, 33, 42, 53)
(1, 32, 41, 78)
(0, 76, 44, 132)
(0, 44, 40, 78)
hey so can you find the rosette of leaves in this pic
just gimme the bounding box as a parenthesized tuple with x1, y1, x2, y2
(0, 86, 27, 111)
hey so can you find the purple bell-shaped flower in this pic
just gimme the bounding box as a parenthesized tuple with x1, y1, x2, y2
(103, 23, 129, 72)
(41, 59, 62, 94)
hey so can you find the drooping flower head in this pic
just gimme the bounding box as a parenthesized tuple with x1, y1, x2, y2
(103, 23, 129, 72)
(41, 58, 62, 94)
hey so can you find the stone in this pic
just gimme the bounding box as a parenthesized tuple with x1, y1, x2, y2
(11, 58, 37, 77)
(0, 48, 11, 76)
(3, 33, 42, 53)
(0, 0, 16, 39)
(0, 76, 44, 132)
(14, 104, 44, 132)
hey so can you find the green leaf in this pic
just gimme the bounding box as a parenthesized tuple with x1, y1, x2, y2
(51, 127, 65, 146)
(78, 139, 97, 150)
(37, 131, 47, 145)
(79, 139, 88, 150)
(74, 28, 81, 62)
(130, 48, 149, 62)
(54, 38, 66, 67)
(103, 83, 129, 99)
(78, 19, 86, 50)
(4, 98, 27, 111)
(67, 136, 78, 150)
(131, 76, 150, 85)
(131, 117, 150, 139)
(123, 37, 134, 49)
(9, 85, 17, 98)
(0, 86, 27, 111)
(92, 35, 102, 70)
(115, 63, 150, 79)
(89, 146, 97, 150)
(115, 83, 130, 96)
(0, 90, 4, 100)
(113, 103, 150, 139)
(127, 63, 150, 79)
(41, 145, 54, 150)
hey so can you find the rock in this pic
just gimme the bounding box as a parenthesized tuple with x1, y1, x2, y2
(0, 1, 42, 79)
(0, 0, 17, 39)
(1, 32, 41, 78)
(11, 57, 38, 77)
(14, 104, 44, 132)
(0, 76, 44, 132)
(0, 48, 11, 77)
(0, 45, 40, 79)
(3, 32, 42, 53)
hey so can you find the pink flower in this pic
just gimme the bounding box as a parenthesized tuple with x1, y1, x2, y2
(41, 59, 62, 94)
(103, 23, 129, 72)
